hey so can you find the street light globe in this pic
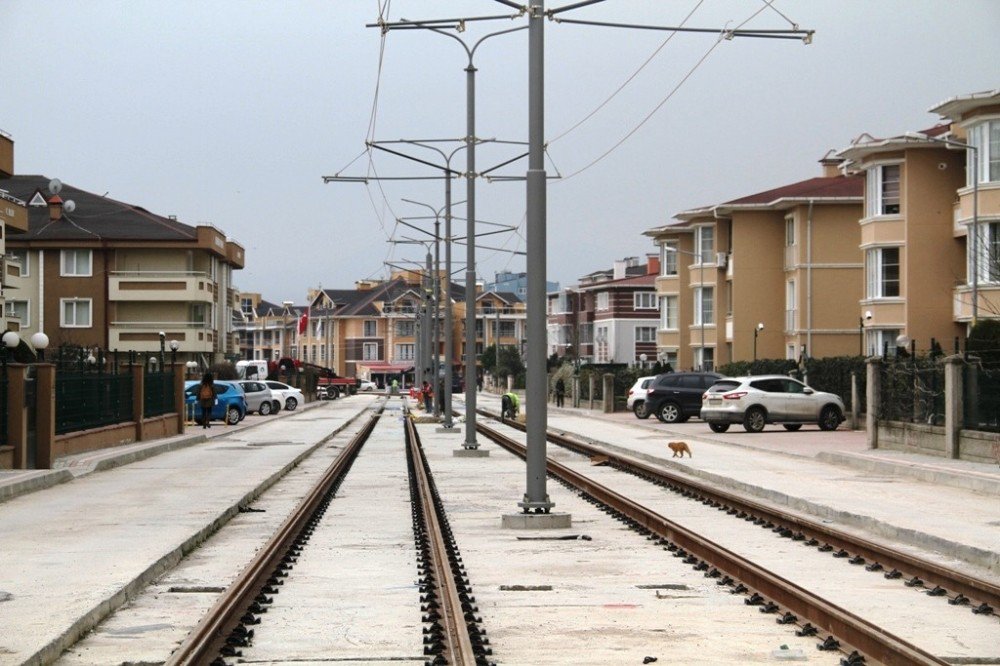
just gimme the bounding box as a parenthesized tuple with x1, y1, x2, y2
(29, 332, 49, 351)
(756, 322, 765, 331)
(169, 339, 179, 352)
(185, 361, 198, 370)
(2, 331, 20, 349)
(639, 353, 647, 362)
(895, 334, 911, 348)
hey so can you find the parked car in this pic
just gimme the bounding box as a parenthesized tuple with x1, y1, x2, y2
(358, 380, 378, 392)
(627, 375, 657, 419)
(237, 380, 278, 415)
(643, 371, 723, 423)
(700, 375, 846, 433)
(184, 380, 247, 425)
(265, 380, 305, 411)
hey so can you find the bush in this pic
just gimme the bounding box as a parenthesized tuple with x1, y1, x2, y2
(209, 362, 238, 380)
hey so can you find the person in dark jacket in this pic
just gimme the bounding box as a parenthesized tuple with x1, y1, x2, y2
(197, 372, 215, 428)
(554, 377, 566, 407)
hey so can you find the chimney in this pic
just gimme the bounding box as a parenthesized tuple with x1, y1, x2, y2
(818, 150, 844, 178)
(646, 253, 660, 275)
(612, 258, 627, 280)
(47, 194, 64, 221)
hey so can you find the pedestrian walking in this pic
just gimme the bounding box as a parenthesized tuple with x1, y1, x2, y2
(197, 372, 215, 429)
(421, 380, 433, 413)
(555, 377, 566, 408)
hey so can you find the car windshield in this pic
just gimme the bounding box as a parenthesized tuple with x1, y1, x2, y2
(707, 380, 741, 393)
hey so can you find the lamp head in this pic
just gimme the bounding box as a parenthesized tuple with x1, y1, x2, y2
(756, 322, 764, 331)
(2, 331, 20, 349)
(865, 311, 873, 320)
(158, 331, 166, 340)
(169, 339, 179, 352)
(29, 332, 49, 350)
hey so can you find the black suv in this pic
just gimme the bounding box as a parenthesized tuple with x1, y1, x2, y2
(644, 372, 722, 423)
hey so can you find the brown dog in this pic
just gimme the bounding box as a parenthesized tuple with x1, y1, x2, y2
(668, 441, 692, 458)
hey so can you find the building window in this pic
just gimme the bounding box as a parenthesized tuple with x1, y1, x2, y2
(970, 222, 1000, 284)
(865, 164, 901, 217)
(240, 298, 254, 315)
(5, 299, 29, 326)
(498, 321, 515, 338)
(363, 342, 378, 360)
(695, 226, 714, 264)
(8, 249, 28, 277)
(320, 345, 327, 361)
(60, 298, 92, 327)
(695, 347, 714, 371)
(595, 326, 610, 363)
(596, 292, 609, 311)
(661, 243, 678, 276)
(635, 326, 656, 343)
(634, 292, 657, 309)
(396, 320, 415, 337)
(968, 120, 1000, 184)
(363, 320, 377, 337)
(578, 323, 593, 344)
(395, 343, 415, 360)
(694, 287, 714, 326)
(661, 295, 678, 330)
(785, 216, 795, 246)
(726, 281, 733, 317)
(61, 249, 93, 277)
(866, 247, 901, 298)
(785, 280, 796, 331)
(866, 328, 901, 357)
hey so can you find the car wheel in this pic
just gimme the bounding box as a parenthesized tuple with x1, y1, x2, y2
(226, 406, 241, 425)
(633, 401, 650, 419)
(285, 397, 298, 411)
(658, 402, 682, 424)
(330, 387, 340, 400)
(259, 401, 272, 416)
(783, 423, 802, 431)
(818, 405, 842, 431)
(272, 400, 281, 413)
(743, 406, 766, 433)
(709, 422, 730, 433)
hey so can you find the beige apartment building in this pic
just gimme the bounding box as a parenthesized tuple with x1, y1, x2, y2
(0, 133, 30, 333)
(645, 156, 863, 370)
(837, 89, 1000, 350)
(0, 174, 245, 364)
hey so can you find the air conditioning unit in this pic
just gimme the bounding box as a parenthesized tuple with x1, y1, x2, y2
(716, 252, 728, 268)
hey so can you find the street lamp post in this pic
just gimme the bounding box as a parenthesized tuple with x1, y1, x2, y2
(30, 332, 49, 362)
(753, 322, 764, 362)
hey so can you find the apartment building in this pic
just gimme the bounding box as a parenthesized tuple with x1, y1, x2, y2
(484, 270, 558, 300)
(0, 174, 245, 363)
(547, 256, 660, 367)
(645, 157, 864, 370)
(236, 293, 301, 362)
(836, 89, 1000, 350)
(0, 134, 33, 333)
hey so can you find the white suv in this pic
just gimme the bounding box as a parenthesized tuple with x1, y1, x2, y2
(701, 375, 845, 433)
(627, 375, 657, 419)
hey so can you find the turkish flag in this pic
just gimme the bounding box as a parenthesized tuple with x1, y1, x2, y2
(298, 312, 308, 335)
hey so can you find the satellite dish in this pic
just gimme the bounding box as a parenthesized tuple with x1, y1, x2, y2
(63, 200, 76, 213)
(48, 178, 62, 194)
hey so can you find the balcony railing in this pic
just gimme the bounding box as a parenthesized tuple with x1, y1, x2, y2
(109, 271, 214, 303)
(109, 321, 215, 353)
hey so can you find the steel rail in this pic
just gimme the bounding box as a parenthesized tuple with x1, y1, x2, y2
(167, 405, 384, 665)
(405, 414, 479, 664)
(477, 420, 949, 666)
(481, 408, 1000, 617)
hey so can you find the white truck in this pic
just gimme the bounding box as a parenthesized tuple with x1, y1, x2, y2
(236, 360, 270, 381)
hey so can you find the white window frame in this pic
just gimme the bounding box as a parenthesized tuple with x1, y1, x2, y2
(866, 247, 901, 298)
(967, 119, 1000, 184)
(633, 292, 657, 309)
(635, 326, 656, 343)
(661, 295, 678, 330)
(596, 292, 610, 311)
(865, 163, 901, 217)
(362, 342, 379, 360)
(695, 226, 714, 264)
(970, 221, 1000, 285)
(695, 346, 714, 371)
(660, 243, 678, 276)
(363, 319, 377, 337)
(785, 280, 796, 332)
(395, 343, 415, 361)
(60, 298, 92, 328)
(60, 249, 93, 277)
(5, 299, 30, 326)
(785, 216, 795, 246)
(8, 249, 28, 277)
(693, 287, 714, 326)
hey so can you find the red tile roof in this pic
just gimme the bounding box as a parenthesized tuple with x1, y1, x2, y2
(722, 175, 862, 207)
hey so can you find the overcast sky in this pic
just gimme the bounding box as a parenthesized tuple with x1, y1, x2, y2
(2, 1, 997, 303)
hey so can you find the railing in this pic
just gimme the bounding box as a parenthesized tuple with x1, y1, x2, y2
(144, 369, 176, 418)
(109, 270, 209, 278)
(963, 356, 1000, 433)
(877, 357, 945, 426)
(55, 372, 134, 435)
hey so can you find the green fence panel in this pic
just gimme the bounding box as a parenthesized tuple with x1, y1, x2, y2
(963, 361, 1000, 433)
(143, 370, 175, 418)
(55, 373, 134, 435)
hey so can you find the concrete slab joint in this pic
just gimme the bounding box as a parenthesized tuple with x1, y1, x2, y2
(501, 512, 573, 529)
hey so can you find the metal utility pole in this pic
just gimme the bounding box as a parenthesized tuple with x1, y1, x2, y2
(521, 0, 553, 514)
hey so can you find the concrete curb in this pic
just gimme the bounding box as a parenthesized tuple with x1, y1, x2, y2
(0, 469, 74, 503)
(818, 451, 1000, 496)
(22, 402, 369, 666)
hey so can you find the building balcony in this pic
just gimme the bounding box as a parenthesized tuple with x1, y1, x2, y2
(953, 284, 1000, 322)
(109, 272, 214, 303)
(109, 321, 216, 353)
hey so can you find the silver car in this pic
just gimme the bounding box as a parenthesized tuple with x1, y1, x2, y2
(237, 380, 278, 415)
(700, 375, 845, 433)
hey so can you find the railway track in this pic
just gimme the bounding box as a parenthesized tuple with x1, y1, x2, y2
(165, 401, 491, 666)
(476, 409, 997, 665)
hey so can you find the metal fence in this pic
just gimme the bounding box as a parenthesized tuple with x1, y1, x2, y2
(876, 356, 945, 426)
(55, 372, 134, 435)
(963, 358, 1000, 433)
(143, 369, 175, 418)
(0, 370, 6, 446)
